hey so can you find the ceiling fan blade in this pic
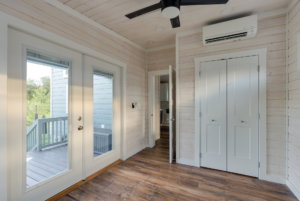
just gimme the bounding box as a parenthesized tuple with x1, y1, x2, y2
(180, 0, 229, 6)
(125, 3, 161, 19)
(170, 16, 180, 28)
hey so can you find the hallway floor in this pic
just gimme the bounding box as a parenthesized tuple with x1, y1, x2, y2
(58, 127, 297, 201)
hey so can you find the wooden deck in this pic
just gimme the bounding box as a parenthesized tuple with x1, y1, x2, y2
(26, 144, 101, 188)
(57, 127, 298, 201)
(26, 144, 69, 187)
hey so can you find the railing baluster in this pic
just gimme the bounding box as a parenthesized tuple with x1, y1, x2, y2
(42, 122, 45, 146)
(56, 120, 58, 142)
(47, 122, 50, 145)
(52, 122, 54, 144)
(60, 120, 62, 142)
(63, 120, 65, 140)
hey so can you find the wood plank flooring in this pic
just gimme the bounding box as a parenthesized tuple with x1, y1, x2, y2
(57, 127, 297, 201)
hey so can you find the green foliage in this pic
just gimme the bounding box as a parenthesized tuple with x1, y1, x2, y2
(27, 76, 50, 127)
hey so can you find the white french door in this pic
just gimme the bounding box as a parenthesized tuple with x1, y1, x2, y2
(200, 56, 259, 177)
(83, 56, 121, 178)
(200, 60, 227, 171)
(169, 66, 176, 163)
(8, 28, 83, 200)
(7, 28, 123, 201)
(227, 56, 259, 177)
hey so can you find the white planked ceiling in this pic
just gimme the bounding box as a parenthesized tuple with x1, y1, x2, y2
(58, 0, 292, 49)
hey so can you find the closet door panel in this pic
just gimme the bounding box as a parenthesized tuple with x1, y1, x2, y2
(200, 60, 227, 171)
(227, 56, 259, 177)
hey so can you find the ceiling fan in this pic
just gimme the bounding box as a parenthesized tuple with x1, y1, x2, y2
(125, 0, 229, 28)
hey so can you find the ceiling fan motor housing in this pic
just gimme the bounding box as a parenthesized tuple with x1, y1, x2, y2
(161, 0, 181, 19)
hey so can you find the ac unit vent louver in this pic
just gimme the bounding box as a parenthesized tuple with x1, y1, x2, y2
(205, 32, 248, 44)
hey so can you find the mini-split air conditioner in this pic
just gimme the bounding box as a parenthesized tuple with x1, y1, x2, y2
(203, 15, 257, 46)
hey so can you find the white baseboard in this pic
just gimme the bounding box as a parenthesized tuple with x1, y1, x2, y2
(287, 180, 300, 200)
(125, 145, 146, 160)
(177, 158, 198, 167)
(260, 174, 286, 184)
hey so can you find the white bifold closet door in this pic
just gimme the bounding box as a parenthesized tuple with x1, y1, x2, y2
(200, 60, 227, 171)
(227, 56, 259, 177)
(200, 56, 259, 177)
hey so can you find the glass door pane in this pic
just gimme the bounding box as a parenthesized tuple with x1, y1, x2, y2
(93, 71, 113, 158)
(26, 51, 70, 187)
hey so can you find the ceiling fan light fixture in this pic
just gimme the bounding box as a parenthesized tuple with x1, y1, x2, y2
(162, 7, 180, 19)
(161, 0, 181, 19)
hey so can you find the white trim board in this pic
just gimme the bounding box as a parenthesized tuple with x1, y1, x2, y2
(0, 20, 8, 201)
(193, 48, 286, 185)
(44, 0, 146, 52)
(148, 69, 169, 148)
(287, 180, 300, 200)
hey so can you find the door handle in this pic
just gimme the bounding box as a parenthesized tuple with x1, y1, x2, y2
(170, 118, 175, 121)
(241, 121, 245, 123)
(78, 126, 84, 131)
(212, 119, 215, 122)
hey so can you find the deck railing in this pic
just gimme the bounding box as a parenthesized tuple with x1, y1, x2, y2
(26, 117, 68, 152)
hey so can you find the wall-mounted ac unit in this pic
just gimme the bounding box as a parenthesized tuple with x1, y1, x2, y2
(203, 15, 257, 46)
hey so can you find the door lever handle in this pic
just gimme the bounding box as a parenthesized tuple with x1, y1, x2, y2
(78, 126, 84, 131)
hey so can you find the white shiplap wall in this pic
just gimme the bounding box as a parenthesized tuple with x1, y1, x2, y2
(147, 48, 176, 71)
(178, 14, 287, 178)
(0, 0, 147, 158)
(288, 1, 300, 193)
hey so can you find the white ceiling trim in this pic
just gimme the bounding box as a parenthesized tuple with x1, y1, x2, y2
(44, 0, 146, 52)
(288, 0, 299, 12)
(147, 44, 175, 52)
(176, 7, 288, 38)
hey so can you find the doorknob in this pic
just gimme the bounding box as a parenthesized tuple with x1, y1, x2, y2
(78, 116, 82, 121)
(212, 119, 215, 122)
(241, 121, 245, 123)
(78, 126, 83, 131)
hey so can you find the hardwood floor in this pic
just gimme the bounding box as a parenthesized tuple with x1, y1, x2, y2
(58, 127, 297, 201)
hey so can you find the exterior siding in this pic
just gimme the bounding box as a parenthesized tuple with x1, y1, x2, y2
(93, 74, 113, 130)
(178, 14, 287, 179)
(51, 68, 68, 118)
